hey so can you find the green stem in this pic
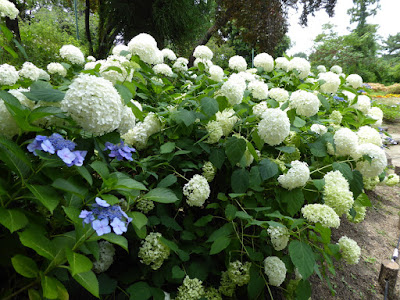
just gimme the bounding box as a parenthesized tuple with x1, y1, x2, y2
(3, 279, 39, 300)
(309, 159, 354, 175)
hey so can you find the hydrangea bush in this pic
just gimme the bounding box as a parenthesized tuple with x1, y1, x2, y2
(1, 27, 399, 299)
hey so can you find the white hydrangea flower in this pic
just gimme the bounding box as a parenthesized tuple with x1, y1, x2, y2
(0, 0, 19, 19)
(112, 44, 131, 59)
(93, 241, 115, 273)
(118, 106, 136, 135)
(138, 232, 170, 270)
(263, 256, 286, 287)
(209, 65, 224, 82)
(258, 108, 290, 146)
(227, 261, 251, 286)
(219, 271, 236, 297)
(193, 45, 213, 60)
(363, 176, 380, 190)
(0, 63, 19, 85)
(330, 65, 342, 74)
(84, 60, 101, 70)
(153, 63, 173, 76)
(122, 112, 161, 149)
(254, 53, 274, 72)
(269, 88, 289, 103)
(173, 57, 189, 72)
(161, 48, 177, 61)
(183, 174, 210, 207)
(237, 71, 257, 82)
(100, 55, 132, 84)
(252, 101, 269, 117)
(60, 45, 85, 65)
(202, 161, 217, 182)
(384, 174, 400, 186)
(287, 57, 311, 79)
(317, 65, 327, 73)
(38, 69, 50, 81)
(347, 204, 366, 223)
(275, 57, 289, 71)
(194, 58, 213, 70)
(318, 71, 341, 94)
(338, 236, 361, 265)
(301, 204, 340, 228)
(47, 62, 67, 77)
(0, 98, 19, 138)
(127, 33, 162, 65)
(229, 55, 247, 72)
(19, 62, 41, 81)
(310, 124, 327, 135)
(215, 108, 238, 136)
(278, 160, 310, 190)
(205, 120, 223, 144)
(267, 225, 289, 251)
(342, 90, 356, 102)
(221, 73, 246, 106)
(289, 90, 320, 117)
(333, 128, 359, 156)
(330, 110, 343, 124)
(176, 276, 205, 300)
(352, 95, 371, 114)
(323, 171, 354, 216)
(367, 107, 383, 127)
(61, 74, 123, 136)
(248, 80, 269, 100)
(86, 55, 96, 62)
(354, 143, 387, 178)
(346, 74, 363, 89)
(357, 126, 382, 147)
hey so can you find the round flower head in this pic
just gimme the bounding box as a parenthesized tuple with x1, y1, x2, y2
(112, 44, 130, 58)
(330, 65, 342, 74)
(310, 124, 327, 135)
(153, 63, 173, 76)
(269, 88, 289, 103)
(323, 170, 354, 216)
(278, 160, 310, 190)
(19, 62, 41, 81)
(93, 241, 115, 273)
(118, 105, 136, 135)
(275, 57, 289, 71)
(219, 271, 236, 297)
(183, 174, 210, 207)
(352, 95, 371, 114)
(346, 74, 363, 89)
(263, 256, 286, 287)
(193, 45, 213, 60)
(287, 57, 311, 79)
(333, 127, 359, 156)
(229, 55, 247, 72)
(363, 176, 380, 190)
(0, 64, 19, 85)
(267, 225, 289, 251)
(257, 108, 290, 146)
(60, 45, 85, 65)
(127, 33, 162, 65)
(385, 174, 400, 186)
(47, 62, 67, 77)
(205, 120, 223, 144)
(301, 204, 340, 228)
(138, 232, 170, 270)
(122, 113, 161, 149)
(254, 53, 274, 72)
(173, 57, 189, 72)
(357, 126, 382, 147)
(330, 110, 343, 124)
(202, 161, 217, 182)
(318, 72, 341, 94)
(338, 236, 361, 265)
(367, 107, 383, 127)
(248, 80, 269, 100)
(0, 98, 19, 138)
(136, 198, 155, 214)
(317, 65, 327, 73)
(347, 204, 367, 223)
(99, 55, 132, 84)
(176, 276, 205, 300)
(194, 58, 213, 70)
(0, 0, 19, 19)
(237, 71, 257, 83)
(252, 101, 269, 117)
(61, 74, 123, 136)
(215, 108, 238, 136)
(161, 48, 176, 61)
(289, 90, 320, 117)
(354, 143, 387, 178)
(221, 73, 246, 106)
(209, 65, 224, 82)
(227, 261, 251, 286)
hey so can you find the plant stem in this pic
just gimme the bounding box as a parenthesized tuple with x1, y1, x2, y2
(3, 279, 39, 300)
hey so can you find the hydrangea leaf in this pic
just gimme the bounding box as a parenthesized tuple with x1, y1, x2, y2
(0, 208, 28, 233)
(231, 168, 249, 193)
(41, 275, 59, 299)
(73, 271, 99, 298)
(26, 184, 60, 213)
(143, 188, 178, 203)
(225, 137, 246, 166)
(296, 279, 312, 300)
(18, 229, 56, 260)
(258, 158, 278, 180)
(201, 97, 219, 116)
(209, 236, 231, 255)
(66, 248, 93, 276)
(289, 240, 316, 279)
(157, 174, 177, 188)
(126, 282, 152, 300)
(11, 254, 39, 278)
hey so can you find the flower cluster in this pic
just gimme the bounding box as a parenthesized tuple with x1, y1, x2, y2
(112, 44, 130, 58)
(269, 87, 289, 103)
(367, 107, 383, 127)
(352, 95, 371, 114)
(317, 65, 327, 73)
(173, 57, 189, 72)
(289, 90, 320, 117)
(104, 140, 136, 161)
(138, 232, 170, 270)
(122, 113, 161, 149)
(0, 0, 18, 19)
(254, 53, 274, 72)
(267, 225, 289, 251)
(205, 120, 223, 144)
(221, 73, 246, 106)
(93, 241, 116, 273)
(60, 45, 85, 65)
(219, 272, 236, 297)
(193, 45, 213, 60)
(128, 33, 162, 65)
(183, 174, 210, 207)
(330, 110, 343, 124)
(153, 63, 173, 77)
(357, 126, 382, 147)
(0, 96, 19, 138)
(202, 161, 217, 182)
(338, 236, 361, 265)
(252, 101, 269, 117)
(275, 57, 289, 71)
(79, 197, 132, 236)
(310, 124, 328, 135)
(257, 108, 290, 146)
(19, 62, 42, 81)
(354, 143, 387, 177)
(27, 133, 87, 166)
(323, 171, 354, 216)
(248, 80, 269, 100)
(161, 48, 176, 61)
(319, 71, 341, 94)
(330, 65, 342, 74)
(287, 57, 311, 79)
(346, 74, 363, 89)
(263, 256, 286, 287)
(333, 127, 359, 156)
(209, 65, 224, 82)
(228, 55, 247, 72)
(47, 62, 67, 77)
(215, 108, 238, 136)
(135, 198, 155, 214)
(347, 204, 367, 223)
(175, 276, 205, 300)
(384, 173, 400, 186)
(99, 55, 132, 84)
(278, 160, 310, 190)
(0, 63, 19, 85)
(227, 261, 251, 286)
(301, 204, 340, 228)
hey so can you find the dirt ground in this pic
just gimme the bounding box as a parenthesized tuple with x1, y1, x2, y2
(310, 115, 400, 299)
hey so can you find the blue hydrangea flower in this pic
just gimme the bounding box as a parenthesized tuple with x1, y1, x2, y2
(104, 140, 136, 161)
(110, 217, 127, 235)
(92, 219, 111, 236)
(333, 96, 346, 102)
(95, 197, 110, 207)
(48, 133, 76, 151)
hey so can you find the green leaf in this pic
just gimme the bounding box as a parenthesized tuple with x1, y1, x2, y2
(355, 193, 372, 207)
(160, 215, 183, 231)
(276, 146, 296, 153)
(296, 279, 312, 300)
(115, 84, 133, 103)
(28, 288, 42, 300)
(0, 208, 28, 233)
(231, 168, 249, 193)
(128, 211, 148, 230)
(101, 233, 129, 252)
(2, 44, 18, 58)
(157, 174, 177, 188)
(0, 24, 14, 41)
(207, 223, 233, 242)
(98, 273, 117, 295)
(19, 229, 56, 260)
(318, 93, 330, 111)
(75, 166, 93, 186)
(22, 82, 65, 102)
(11, 254, 39, 278)
(143, 188, 178, 203)
(0, 136, 32, 178)
(210, 236, 231, 255)
(308, 138, 327, 157)
(28, 106, 64, 122)
(160, 142, 175, 154)
(289, 240, 316, 279)
(209, 148, 225, 169)
(73, 271, 99, 298)
(225, 137, 247, 166)
(175, 109, 196, 126)
(293, 117, 306, 128)
(41, 276, 59, 299)
(66, 248, 93, 276)
(201, 97, 219, 116)
(52, 178, 87, 198)
(332, 162, 353, 181)
(313, 179, 325, 191)
(63, 206, 81, 223)
(26, 184, 60, 213)
(349, 170, 364, 199)
(172, 265, 185, 279)
(90, 161, 110, 179)
(247, 266, 265, 300)
(13, 38, 29, 60)
(127, 282, 152, 300)
(225, 204, 238, 221)
(258, 159, 278, 180)
(194, 215, 213, 227)
(277, 188, 304, 217)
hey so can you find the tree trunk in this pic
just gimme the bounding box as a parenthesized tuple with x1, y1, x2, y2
(85, 0, 94, 56)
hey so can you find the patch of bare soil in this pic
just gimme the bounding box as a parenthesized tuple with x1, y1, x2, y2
(310, 121, 400, 300)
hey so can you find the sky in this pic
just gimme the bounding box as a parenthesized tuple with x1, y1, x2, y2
(286, 0, 400, 56)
